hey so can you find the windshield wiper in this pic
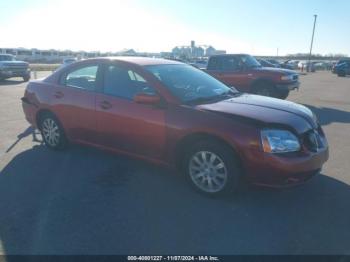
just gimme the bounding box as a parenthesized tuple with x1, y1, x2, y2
(186, 90, 240, 104)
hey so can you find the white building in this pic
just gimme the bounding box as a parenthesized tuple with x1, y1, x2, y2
(171, 41, 226, 59)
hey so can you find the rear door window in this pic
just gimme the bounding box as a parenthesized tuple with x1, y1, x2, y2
(64, 65, 98, 91)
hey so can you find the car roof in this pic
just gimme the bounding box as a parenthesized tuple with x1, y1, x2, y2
(81, 56, 183, 66)
(210, 54, 249, 58)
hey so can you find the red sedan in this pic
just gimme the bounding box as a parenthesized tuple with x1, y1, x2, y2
(22, 57, 329, 195)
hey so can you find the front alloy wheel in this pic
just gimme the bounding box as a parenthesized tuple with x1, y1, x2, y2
(185, 141, 242, 196)
(189, 151, 228, 193)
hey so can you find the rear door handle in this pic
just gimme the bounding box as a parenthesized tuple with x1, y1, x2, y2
(54, 91, 64, 99)
(99, 101, 112, 110)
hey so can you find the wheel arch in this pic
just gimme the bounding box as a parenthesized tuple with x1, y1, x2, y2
(174, 132, 244, 172)
(35, 109, 62, 131)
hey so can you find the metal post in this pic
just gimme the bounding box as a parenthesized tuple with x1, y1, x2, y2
(307, 15, 317, 72)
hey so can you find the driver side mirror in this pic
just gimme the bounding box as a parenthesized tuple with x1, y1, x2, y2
(133, 92, 161, 105)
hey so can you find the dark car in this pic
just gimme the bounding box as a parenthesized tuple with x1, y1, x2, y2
(0, 54, 31, 82)
(205, 54, 299, 100)
(256, 58, 277, 68)
(280, 60, 295, 70)
(22, 57, 328, 196)
(266, 59, 282, 68)
(332, 59, 350, 74)
(334, 61, 350, 77)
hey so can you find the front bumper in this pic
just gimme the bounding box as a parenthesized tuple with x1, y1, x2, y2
(0, 69, 30, 78)
(243, 146, 329, 188)
(275, 81, 300, 91)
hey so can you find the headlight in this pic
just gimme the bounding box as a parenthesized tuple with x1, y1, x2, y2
(261, 129, 301, 153)
(281, 75, 294, 81)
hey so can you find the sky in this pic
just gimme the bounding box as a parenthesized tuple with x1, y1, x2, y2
(0, 0, 349, 56)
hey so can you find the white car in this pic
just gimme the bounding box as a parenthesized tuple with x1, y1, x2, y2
(298, 61, 315, 72)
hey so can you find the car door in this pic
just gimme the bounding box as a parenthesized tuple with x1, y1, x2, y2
(211, 56, 250, 92)
(346, 62, 350, 74)
(50, 63, 100, 143)
(95, 62, 166, 160)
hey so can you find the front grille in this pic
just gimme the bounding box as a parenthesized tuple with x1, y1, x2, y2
(8, 67, 27, 72)
(4, 63, 28, 70)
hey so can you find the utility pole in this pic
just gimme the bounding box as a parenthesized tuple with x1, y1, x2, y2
(307, 14, 317, 72)
(277, 48, 279, 57)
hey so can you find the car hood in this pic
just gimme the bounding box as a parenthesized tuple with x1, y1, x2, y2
(256, 67, 297, 75)
(196, 94, 317, 134)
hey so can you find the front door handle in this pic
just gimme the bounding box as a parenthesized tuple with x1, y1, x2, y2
(99, 101, 112, 110)
(54, 91, 64, 99)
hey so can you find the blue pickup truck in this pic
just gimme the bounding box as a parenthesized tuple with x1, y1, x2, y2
(0, 54, 31, 82)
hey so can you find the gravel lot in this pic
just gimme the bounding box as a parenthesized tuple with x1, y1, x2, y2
(0, 71, 349, 255)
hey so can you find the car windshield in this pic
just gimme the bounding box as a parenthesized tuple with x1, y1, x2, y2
(242, 55, 261, 68)
(146, 64, 238, 103)
(0, 55, 15, 61)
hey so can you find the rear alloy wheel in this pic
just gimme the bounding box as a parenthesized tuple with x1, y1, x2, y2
(40, 113, 67, 150)
(184, 141, 242, 196)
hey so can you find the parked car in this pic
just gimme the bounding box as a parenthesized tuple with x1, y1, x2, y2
(284, 60, 299, 70)
(298, 61, 316, 72)
(190, 60, 208, 69)
(256, 58, 277, 68)
(266, 59, 282, 68)
(335, 61, 350, 77)
(0, 54, 31, 82)
(22, 57, 328, 196)
(56, 57, 78, 71)
(332, 59, 350, 74)
(63, 57, 77, 64)
(205, 54, 299, 99)
(279, 60, 295, 70)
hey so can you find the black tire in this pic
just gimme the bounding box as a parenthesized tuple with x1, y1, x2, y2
(275, 89, 290, 100)
(338, 71, 346, 77)
(253, 82, 275, 97)
(39, 112, 67, 150)
(183, 140, 242, 196)
(23, 75, 30, 82)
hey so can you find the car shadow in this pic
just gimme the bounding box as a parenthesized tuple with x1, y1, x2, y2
(304, 104, 350, 126)
(1, 145, 350, 255)
(5, 126, 42, 153)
